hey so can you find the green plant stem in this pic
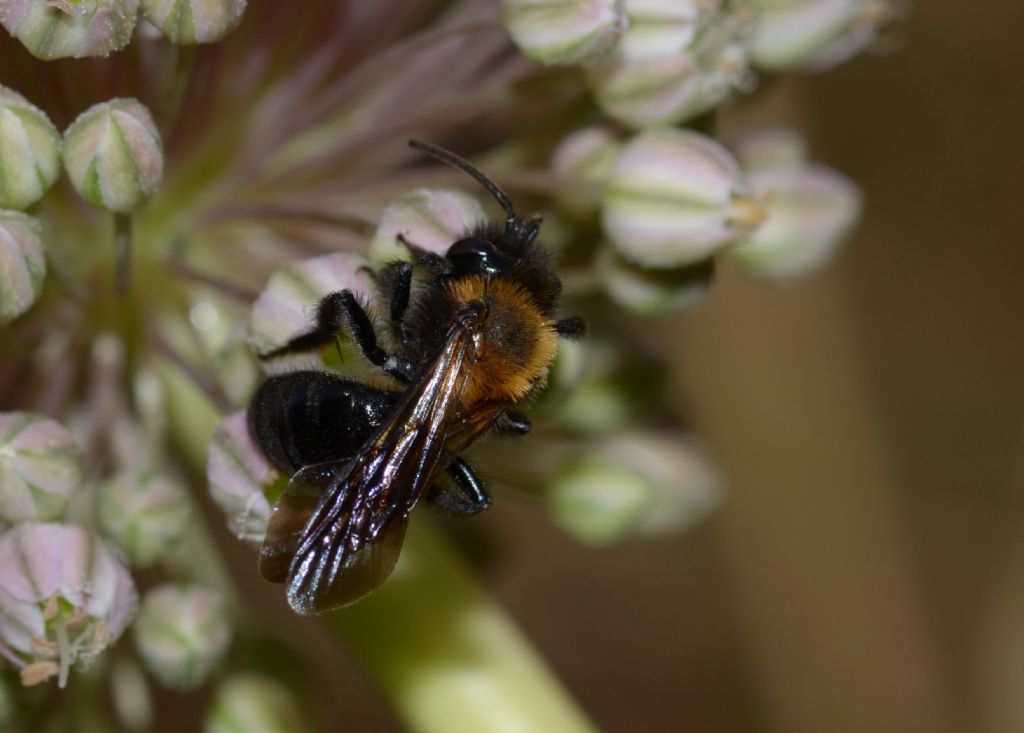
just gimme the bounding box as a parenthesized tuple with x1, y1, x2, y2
(114, 213, 133, 295)
(328, 519, 597, 733)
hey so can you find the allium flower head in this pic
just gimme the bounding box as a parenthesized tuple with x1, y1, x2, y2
(0, 523, 137, 687)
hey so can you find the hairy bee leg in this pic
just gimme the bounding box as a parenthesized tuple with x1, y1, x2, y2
(555, 315, 586, 340)
(495, 411, 531, 435)
(428, 457, 491, 515)
(377, 261, 414, 347)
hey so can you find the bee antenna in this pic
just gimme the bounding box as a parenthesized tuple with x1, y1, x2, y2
(408, 140, 520, 231)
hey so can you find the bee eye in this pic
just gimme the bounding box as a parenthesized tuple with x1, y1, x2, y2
(446, 237, 510, 276)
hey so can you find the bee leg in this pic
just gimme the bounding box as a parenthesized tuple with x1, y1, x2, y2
(428, 457, 491, 515)
(377, 261, 414, 348)
(495, 411, 531, 436)
(555, 315, 586, 340)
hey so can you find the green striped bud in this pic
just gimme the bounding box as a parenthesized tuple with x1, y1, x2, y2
(0, 411, 82, 523)
(0, 0, 139, 59)
(596, 243, 712, 315)
(0, 86, 61, 210)
(141, 0, 246, 44)
(206, 410, 275, 544)
(551, 126, 622, 219)
(502, 0, 627, 67)
(0, 210, 46, 325)
(63, 99, 164, 213)
(205, 675, 308, 733)
(97, 471, 191, 567)
(367, 188, 486, 268)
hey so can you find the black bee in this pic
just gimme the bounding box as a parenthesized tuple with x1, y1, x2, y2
(247, 141, 585, 614)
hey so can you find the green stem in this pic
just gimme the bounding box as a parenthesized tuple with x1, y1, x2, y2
(114, 213, 133, 295)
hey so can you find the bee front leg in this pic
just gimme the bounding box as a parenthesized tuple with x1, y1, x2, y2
(428, 457, 491, 515)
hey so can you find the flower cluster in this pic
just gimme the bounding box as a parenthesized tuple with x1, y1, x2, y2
(0, 0, 896, 728)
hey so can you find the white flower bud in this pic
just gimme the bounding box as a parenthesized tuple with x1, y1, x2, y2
(133, 585, 231, 690)
(141, 0, 246, 44)
(205, 674, 309, 733)
(0, 411, 82, 523)
(248, 252, 375, 369)
(63, 99, 164, 213)
(0, 523, 137, 687)
(547, 431, 722, 545)
(0, 0, 139, 59)
(551, 126, 622, 219)
(729, 126, 808, 172)
(0, 86, 61, 210)
(602, 127, 764, 267)
(206, 411, 274, 544)
(596, 243, 712, 315)
(97, 471, 191, 567)
(748, 0, 897, 72)
(0, 210, 46, 325)
(502, 0, 627, 67)
(367, 188, 486, 267)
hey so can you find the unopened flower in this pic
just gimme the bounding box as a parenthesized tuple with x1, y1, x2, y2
(547, 431, 721, 545)
(63, 99, 164, 213)
(0, 0, 139, 59)
(596, 244, 712, 315)
(0, 412, 82, 523)
(206, 410, 275, 544)
(748, 0, 897, 72)
(0, 523, 137, 687)
(248, 252, 375, 368)
(501, 0, 627, 67)
(133, 584, 231, 690)
(205, 674, 309, 733)
(602, 127, 765, 267)
(587, 2, 753, 128)
(0, 86, 61, 210)
(141, 0, 246, 44)
(727, 127, 862, 280)
(97, 471, 191, 566)
(551, 126, 622, 219)
(367, 188, 486, 267)
(0, 210, 46, 325)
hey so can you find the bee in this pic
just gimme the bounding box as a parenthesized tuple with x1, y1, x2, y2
(247, 141, 585, 614)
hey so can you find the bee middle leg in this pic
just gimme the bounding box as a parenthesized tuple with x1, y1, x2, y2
(428, 457, 491, 515)
(376, 261, 415, 348)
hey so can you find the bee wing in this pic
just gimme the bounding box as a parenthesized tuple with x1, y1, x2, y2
(264, 311, 487, 614)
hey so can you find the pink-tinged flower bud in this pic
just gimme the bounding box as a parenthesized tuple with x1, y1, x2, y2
(133, 584, 231, 690)
(602, 127, 764, 267)
(0, 0, 139, 60)
(367, 188, 486, 267)
(748, 0, 898, 72)
(97, 471, 191, 567)
(0, 210, 46, 325)
(63, 99, 163, 213)
(547, 431, 722, 545)
(551, 126, 622, 219)
(206, 411, 274, 544)
(0, 412, 82, 523)
(206, 674, 309, 733)
(248, 252, 375, 369)
(0, 522, 137, 687)
(141, 0, 246, 44)
(596, 244, 712, 315)
(729, 126, 808, 172)
(501, 0, 627, 67)
(0, 86, 61, 210)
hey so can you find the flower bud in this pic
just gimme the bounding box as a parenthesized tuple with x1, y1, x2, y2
(97, 471, 191, 567)
(213, 323, 262, 407)
(0, 86, 61, 210)
(596, 243, 712, 315)
(0, 411, 82, 523)
(551, 126, 622, 219)
(547, 431, 722, 545)
(0, 523, 137, 687)
(729, 126, 808, 173)
(748, 0, 897, 72)
(728, 162, 862, 280)
(63, 99, 163, 213)
(0, 0, 139, 59)
(141, 0, 246, 44)
(602, 127, 764, 267)
(367, 188, 486, 267)
(0, 210, 46, 325)
(205, 674, 309, 733)
(248, 252, 375, 369)
(206, 411, 274, 544)
(133, 584, 231, 690)
(501, 0, 627, 67)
